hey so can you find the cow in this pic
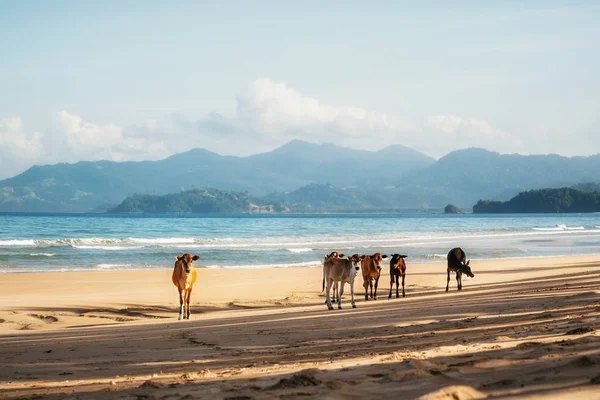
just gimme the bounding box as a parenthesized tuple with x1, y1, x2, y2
(322, 251, 345, 303)
(388, 254, 408, 298)
(172, 253, 200, 320)
(361, 252, 388, 300)
(323, 254, 363, 310)
(446, 247, 474, 292)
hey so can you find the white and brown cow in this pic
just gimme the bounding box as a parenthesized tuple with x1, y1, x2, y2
(361, 252, 388, 301)
(323, 254, 363, 310)
(172, 253, 200, 320)
(322, 251, 345, 303)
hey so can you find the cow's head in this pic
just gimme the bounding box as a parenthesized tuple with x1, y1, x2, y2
(369, 253, 388, 269)
(175, 253, 200, 273)
(461, 260, 474, 278)
(390, 254, 407, 271)
(348, 254, 363, 271)
(324, 251, 344, 260)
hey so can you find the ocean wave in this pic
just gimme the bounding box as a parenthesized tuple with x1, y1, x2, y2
(95, 263, 133, 269)
(129, 237, 195, 244)
(203, 261, 321, 269)
(0, 239, 36, 246)
(424, 254, 447, 260)
(30, 253, 56, 257)
(73, 245, 139, 251)
(286, 248, 313, 253)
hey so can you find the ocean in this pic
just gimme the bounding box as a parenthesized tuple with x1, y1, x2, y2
(1, 213, 600, 273)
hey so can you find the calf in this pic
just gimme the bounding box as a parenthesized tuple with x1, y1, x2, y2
(388, 254, 408, 298)
(322, 251, 345, 303)
(323, 254, 363, 310)
(446, 247, 474, 292)
(172, 253, 200, 320)
(361, 253, 388, 300)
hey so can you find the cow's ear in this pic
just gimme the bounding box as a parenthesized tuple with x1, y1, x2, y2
(192, 255, 200, 261)
(175, 255, 181, 261)
(338, 253, 345, 258)
(382, 254, 388, 259)
(370, 255, 374, 259)
(401, 255, 407, 258)
(466, 260, 470, 266)
(361, 255, 367, 260)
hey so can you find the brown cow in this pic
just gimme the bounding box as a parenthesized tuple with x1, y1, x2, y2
(388, 254, 408, 298)
(323, 254, 363, 310)
(322, 251, 345, 303)
(446, 247, 474, 292)
(361, 253, 388, 301)
(172, 253, 200, 320)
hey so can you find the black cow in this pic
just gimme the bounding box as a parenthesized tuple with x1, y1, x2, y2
(446, 247, 474, 292)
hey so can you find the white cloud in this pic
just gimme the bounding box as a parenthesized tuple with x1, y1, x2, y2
(236, 78, 412, 146)
(0, 78, 524, 180)
(421, 115, 518, 157)
(0, 117, 44, 179)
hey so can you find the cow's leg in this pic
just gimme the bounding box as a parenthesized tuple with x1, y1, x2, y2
(446, 269, 450, 292)
(333, 281, 338, 303)
(456, 271, 462, 290)
(326, 278, 334, 310)
(401, 272, 405, 298)
(350, 281, 357, 308)
(178, 289, 185, 320)
(373, 275, 379, 300)
(363, 277, 369, 301)
(186, 287, 193, 319)
(338, 282, 345, 309)
(388, 273, 394, 299)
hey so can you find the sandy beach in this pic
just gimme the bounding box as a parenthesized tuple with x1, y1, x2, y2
(0, 255, 599, 399)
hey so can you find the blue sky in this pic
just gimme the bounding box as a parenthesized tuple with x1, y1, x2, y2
(1, 1, 599, 179)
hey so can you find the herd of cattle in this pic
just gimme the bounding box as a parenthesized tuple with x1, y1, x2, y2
(321, 247, 475, 310)
(171, 247, 475, 319)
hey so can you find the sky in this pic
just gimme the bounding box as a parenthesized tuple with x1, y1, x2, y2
(1, 1, 599, 179)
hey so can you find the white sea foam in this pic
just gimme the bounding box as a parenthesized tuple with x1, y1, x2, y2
(95, 263, 132, 269)
(129, 237, 195, 244)
(0, 239, 36, 246)
(30, 253, 56, 257)
(203, 261, 320, 269)
(73, 245, 139, 251)
(286, 248, 313, 253)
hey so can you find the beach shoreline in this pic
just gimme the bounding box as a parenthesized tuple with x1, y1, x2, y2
(1, 255, 599, 399)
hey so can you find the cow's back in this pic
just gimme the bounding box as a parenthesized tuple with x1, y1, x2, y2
(447, 247, 466, 269)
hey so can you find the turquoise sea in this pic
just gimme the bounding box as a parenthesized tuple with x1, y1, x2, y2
(1, 213, 600, 273)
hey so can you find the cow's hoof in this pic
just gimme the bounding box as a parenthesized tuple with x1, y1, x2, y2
(327, 306, 334, 310)
(388, 295, 391, 299)
(352, 304, 357, 308)
(373, 297, 377, 300)
(338, 305, 342, 310)
(402, 293, 405, 298)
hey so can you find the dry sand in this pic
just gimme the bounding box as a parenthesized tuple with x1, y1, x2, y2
(0, 255, 599, 399)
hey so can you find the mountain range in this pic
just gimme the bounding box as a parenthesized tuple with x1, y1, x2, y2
(0, 139, 599, 212)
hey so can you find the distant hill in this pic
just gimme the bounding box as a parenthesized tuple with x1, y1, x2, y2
(397, 148, 600, 207)
(473, 188, 600, 213)
(571, 182, 600, 193)
(0, 140, 435, 212)
(2, 142, 600, 213)
(108, 188, 287, 214)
